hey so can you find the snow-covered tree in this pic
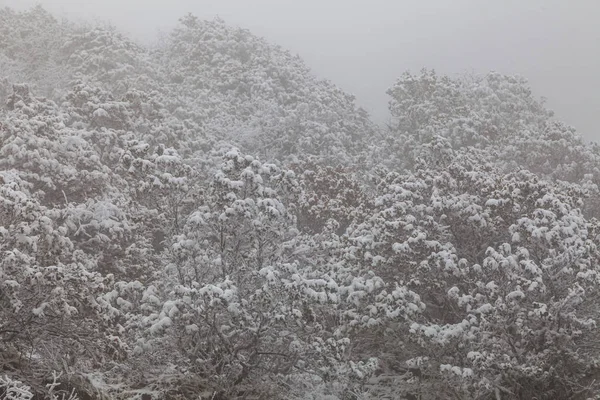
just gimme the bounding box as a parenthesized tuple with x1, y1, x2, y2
(4, 5, 600, 399)
(341, 146, 600, 398)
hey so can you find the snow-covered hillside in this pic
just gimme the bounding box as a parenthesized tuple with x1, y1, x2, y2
(2, 6, 600, 400)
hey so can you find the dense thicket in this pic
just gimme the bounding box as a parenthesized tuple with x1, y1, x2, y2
(2, 6, 600, 400)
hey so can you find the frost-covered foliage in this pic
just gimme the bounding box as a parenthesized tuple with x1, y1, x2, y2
(0, 6, 71, 99)
(343, 152, 600, 398)
(291, 161, 371, 235)
(0, 7, 377, 167)
(384, 69, 600, 186)
(156, 15, 377, 165)
(2, 5, 600, 400)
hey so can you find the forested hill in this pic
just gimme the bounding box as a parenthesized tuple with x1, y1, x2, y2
(2, 6, 600, 400)
(0, 7, 377, 166)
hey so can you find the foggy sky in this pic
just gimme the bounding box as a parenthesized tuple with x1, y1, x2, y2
(2, 0, 599, 142)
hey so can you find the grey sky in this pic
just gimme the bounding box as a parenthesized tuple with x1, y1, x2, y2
(2, 0, 599, 141)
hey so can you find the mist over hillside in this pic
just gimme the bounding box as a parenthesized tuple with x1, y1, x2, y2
(2, 6, 600, 400)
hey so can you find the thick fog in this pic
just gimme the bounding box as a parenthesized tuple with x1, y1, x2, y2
(6, 1, 600, 398)
(3, 0, 599, 141)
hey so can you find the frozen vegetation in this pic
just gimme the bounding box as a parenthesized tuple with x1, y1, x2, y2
(2, 6, 600, 400)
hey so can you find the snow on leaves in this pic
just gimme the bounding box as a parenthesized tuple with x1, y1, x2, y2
(3, 6, 600, 400)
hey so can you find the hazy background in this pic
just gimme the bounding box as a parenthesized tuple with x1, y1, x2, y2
(2, 0, 599, 141)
